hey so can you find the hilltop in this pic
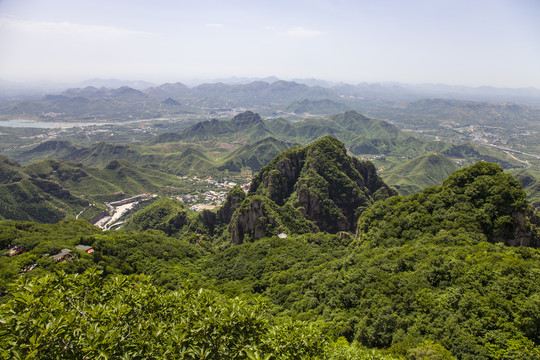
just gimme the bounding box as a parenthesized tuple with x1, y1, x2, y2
(229, 137, 396, 243)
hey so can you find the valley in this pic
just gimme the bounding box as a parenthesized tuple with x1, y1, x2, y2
(1, 80, 540, 359)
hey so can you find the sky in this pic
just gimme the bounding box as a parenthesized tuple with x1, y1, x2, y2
(0, 0, 539, 88)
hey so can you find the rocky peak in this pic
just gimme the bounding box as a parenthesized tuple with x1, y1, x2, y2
(230, 136, 396, 244)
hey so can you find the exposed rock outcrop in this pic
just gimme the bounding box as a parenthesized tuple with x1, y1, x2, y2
(493, 208, 540, 247)
(229, 136, 396, 244)
(217, 185, 246, 224)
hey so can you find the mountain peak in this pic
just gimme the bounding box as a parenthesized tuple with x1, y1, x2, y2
(231, 111, 263, 125)
(229, 136, 396, 244)
(161, 97, 181, 106)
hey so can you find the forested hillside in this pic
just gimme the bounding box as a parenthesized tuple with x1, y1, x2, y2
(0, 155, 190, 223)
(1, 138, 539, 359)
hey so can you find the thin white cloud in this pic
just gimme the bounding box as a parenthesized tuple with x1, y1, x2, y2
(0, 17, 152, 39)
(206, 23, 224, 28)
(286, 26, 322, 38)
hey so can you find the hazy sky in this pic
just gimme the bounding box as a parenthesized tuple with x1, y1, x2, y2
(0, 0, 539, 87)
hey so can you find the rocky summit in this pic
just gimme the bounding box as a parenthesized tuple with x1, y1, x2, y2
(229, 136, 397, 244)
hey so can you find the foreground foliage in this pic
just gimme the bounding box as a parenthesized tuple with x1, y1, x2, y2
(0, 269, 400, 360)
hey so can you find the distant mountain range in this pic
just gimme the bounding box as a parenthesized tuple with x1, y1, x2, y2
(2, 78, 539, 116)
(8, 111, 527, 201)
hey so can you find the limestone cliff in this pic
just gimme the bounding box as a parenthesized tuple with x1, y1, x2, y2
(230, 136, 396, 244)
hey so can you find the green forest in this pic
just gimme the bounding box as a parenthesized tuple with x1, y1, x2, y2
(1, 138, 540, 359)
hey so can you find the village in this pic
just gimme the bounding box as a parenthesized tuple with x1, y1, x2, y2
(89, 175, 251, 230)
(5, 173, 252, 275)
(176, 176, 250, 211)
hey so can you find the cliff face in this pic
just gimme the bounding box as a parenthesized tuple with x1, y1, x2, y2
(229, 195, 316, 245)
(217, 185, 246, 224)
(493, 208, 540, 247)
(230, 137, 396, 244)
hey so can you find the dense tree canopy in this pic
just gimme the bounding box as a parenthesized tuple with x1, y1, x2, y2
(1, 161, 540, 359)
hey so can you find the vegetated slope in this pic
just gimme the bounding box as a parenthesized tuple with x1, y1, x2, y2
(398, 99, 540, 128)
(441, 142, 520, 169)
(16, 140, 140, 167)
(122, 197, 193, 236)
(0, 157, 89, 222)
(511, 168, 540, 209)
(154, 110, 522, 173)
(2, 162, 540, 359)
(173, 111, 274, 143)
(11, 110, 527, 203)
(23, 158, 185, 198)
(0, 86, 167, 121)
(157, 147, 216, 175)
(217, 137, 296, 172)
(0, 156, 25, 184)
(381, 152, 460, 195)
(0, 269, 341, 360)
(204, 163, 540, 359)
(15, 139, 216, 175)
(357, 162, 540, 248)
(229, 136, 397, 244)
(0, 156, 190, 222)
(202, 229, 540, 359)
(14, 140, 81, 164)
(327, 111, 401, 140)
(153, 110, 405, 148)
(369, 140, 524, 196)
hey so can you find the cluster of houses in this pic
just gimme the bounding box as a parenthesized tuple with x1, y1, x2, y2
(50, 245, 94, 262)
(177, 176, 251, 212)
(178, 190, 229, 206)
(7, 244, 95, 274)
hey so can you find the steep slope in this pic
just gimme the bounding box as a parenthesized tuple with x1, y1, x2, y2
(0, 156, 193, 222)
(0, 158, 89, 222)
(0, 156, 25, 184)
(23, 158, 188, 199)
(16, 140, 215, 176)
(16, 141, 139, 168)
(229, 136, 396, 244)
(329, 111, 401, 140)
(122, 197, 191, 235)
(357, 162, 540, 248)
(176, 111, 274, 142)
(217, 137, 296, 172)
(381, 152, 460, 195)
(16, 140, 81, 164)
(171, 110, 407, 152)
(511, 168, 540, 209)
